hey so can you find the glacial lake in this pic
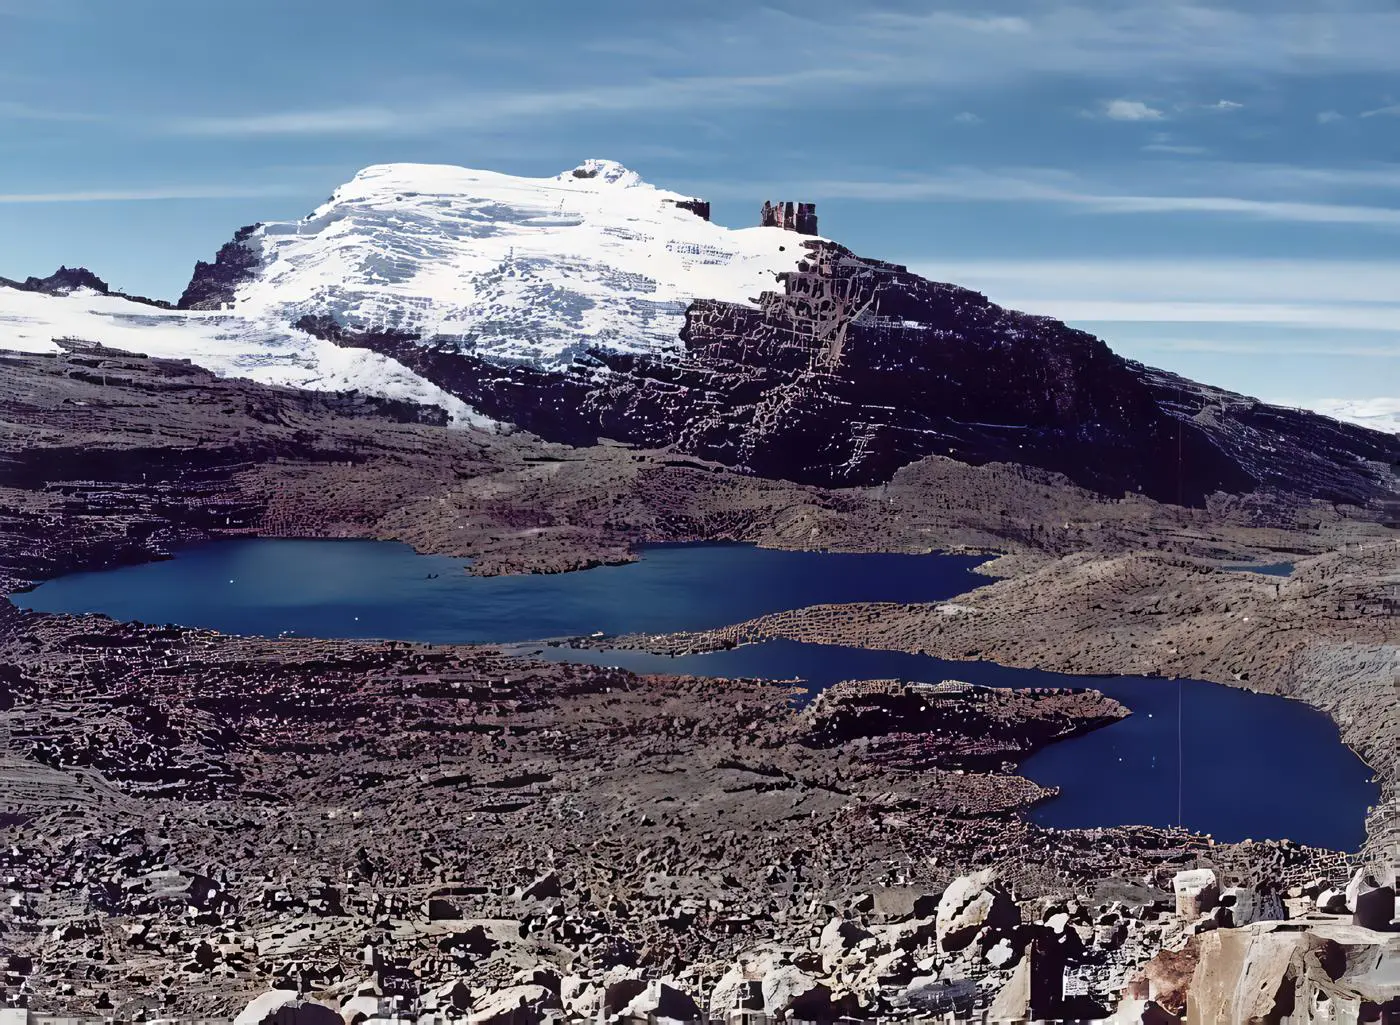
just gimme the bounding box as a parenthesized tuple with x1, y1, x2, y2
(14, 539, 1376, 850)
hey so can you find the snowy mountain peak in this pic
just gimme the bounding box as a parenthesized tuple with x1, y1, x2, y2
(221, 159, 814, 368)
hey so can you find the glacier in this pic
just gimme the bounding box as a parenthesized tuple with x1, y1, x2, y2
(231, 158, 811, 367)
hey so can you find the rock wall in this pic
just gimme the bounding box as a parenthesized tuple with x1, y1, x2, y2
(176, 224, 262, 310)
(310, 240, 1400, 506)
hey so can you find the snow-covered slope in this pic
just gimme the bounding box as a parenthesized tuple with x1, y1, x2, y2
(1285, 398, 1400, 436)
(0, 286, 493, 426)
(228, 159, 809, 367)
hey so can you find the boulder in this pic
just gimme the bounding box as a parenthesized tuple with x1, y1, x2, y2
(881, 915, 938, 953)
(600, 976, 647, 1017)
(1216, 887, 1283, 928)
(621, 980, 701, 1024)
(762, 963, 836, 1020)
(1345, 867, 1395, 930)
(520, 871, 561, 901)
(1316, 887, 1348, 914)
(935, 871, 1018, 952)
(559, 975, 599, 1019)
(864, 949, 917, 987)
(985, 936, 1019, 970)
(1173, 869, 1219, 919)
(233, 992, 341, 1025)
(817, 916, 876, 971)
(708, 963, 761, 1019)
(466, 984, 556, 1025)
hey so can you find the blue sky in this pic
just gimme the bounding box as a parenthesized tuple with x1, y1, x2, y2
(2, 0, 1398, 409)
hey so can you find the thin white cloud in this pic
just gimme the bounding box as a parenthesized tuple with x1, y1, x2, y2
(1205, 99, 1244, 111)
(1103, 99, 1166, 121)
(158, 4, 1400, 138)
(953, 111, 983, 124)
(0, 184, 298, 204)
(907, 258, 1400, 305)
(1152, 340, 1400, 358)
(167, 69, 874, 137)
(0, 100, 97, 122)
(1361, 103, 1400, 117)
(1143, 142, 1207, 154)
(1010, 299, 1400, 332)
(1318, 110, 1346, 123)
(703, 168, 1400, 228)
(907, 257, 1400, 335)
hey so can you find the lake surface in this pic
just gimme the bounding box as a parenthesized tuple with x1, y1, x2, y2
(13, 539, 1376, 850)
(12, 539, 993, 643)
(1222, 562, 1295, 577)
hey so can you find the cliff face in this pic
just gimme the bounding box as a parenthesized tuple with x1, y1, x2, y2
(176, 224, 262, 310)
(307, 239, 1398, 506)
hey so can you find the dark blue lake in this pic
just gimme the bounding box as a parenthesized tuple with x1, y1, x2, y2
(12, 539, 993, 643)
(1222, 562, 1295, 577)
(13, 540, 1376, 850)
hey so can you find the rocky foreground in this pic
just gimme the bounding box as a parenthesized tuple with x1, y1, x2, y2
(0, 343, 1397, 1022)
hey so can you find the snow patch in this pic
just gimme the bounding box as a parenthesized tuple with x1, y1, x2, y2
(1272, 396, 1400, 436)
(0, 285, 495, 427)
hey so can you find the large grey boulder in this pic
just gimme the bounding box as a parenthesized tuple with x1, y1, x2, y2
(708, 962, 761, 1019)
(621, 980, 701, 1024)
(762, 963, 837, 1020)
(817, 916, 877, 972)
(935, 870, 1018, 952)
(466, 984, 556, 1025)
(233, 992, 341, 1025)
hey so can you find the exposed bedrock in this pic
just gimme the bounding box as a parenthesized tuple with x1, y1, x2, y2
(298, 240, 1400, 506)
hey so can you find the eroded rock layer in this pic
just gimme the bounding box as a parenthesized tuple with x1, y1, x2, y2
(307, 240, 1398, 505)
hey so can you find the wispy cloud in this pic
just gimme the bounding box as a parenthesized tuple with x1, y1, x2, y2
(1204, 99, 1244, 111)
(1318, 110, 1346, 123)
(953, 111, 983, 125)
(157, 4, 1400, 139)
(696, 167, 1400, 228)
(0, 100, 98, 123)
(1004, 299, 1400, 331)
(907, 258, 1400, 304)
(1142, 142, 1207, 155)
(0, 184, 299, 204)
(166, 72, 851, 137)
(1103, 99, 1165, 121)
(1361, 103, 1400, 117)
(906, 257, 1400, 335)
(1142, 339, 1400, 357)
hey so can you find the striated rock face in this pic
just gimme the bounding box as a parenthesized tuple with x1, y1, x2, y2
(310, 239, 1398, 505)
(1139, 365, 1400, 509)
(177, 224, 262, 309)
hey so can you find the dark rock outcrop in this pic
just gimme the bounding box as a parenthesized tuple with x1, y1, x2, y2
(761, 200, 818, 234)
(0, 265, 173, 309)
(800, 679, 1128, 772)
(304, 239, 1398, 506)
(177, 224, 263, 309)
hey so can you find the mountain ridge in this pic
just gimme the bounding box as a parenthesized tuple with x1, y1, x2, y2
(2, 159, 1396, 506)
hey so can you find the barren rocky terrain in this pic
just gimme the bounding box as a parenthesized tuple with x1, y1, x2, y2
(1, 341, 1396, 1020)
